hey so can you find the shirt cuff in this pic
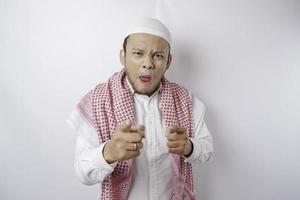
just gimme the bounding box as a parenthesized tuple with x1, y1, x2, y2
(99, 141, 118, 169)
(184, 138, 200, 163)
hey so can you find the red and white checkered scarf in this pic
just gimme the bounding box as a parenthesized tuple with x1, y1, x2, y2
(78, 69, 195, 200)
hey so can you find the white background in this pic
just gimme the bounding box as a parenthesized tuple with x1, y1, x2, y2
(1, 0, 299, 199)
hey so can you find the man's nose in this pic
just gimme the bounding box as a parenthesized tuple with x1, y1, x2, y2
(142, 56, 154, 69)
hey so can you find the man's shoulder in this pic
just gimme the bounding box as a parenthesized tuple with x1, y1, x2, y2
(92, 82, 107, 92)
(92, 70, 125, 93)
(167, 80, 205, 106)
(191, 94, 206, 114)
(166, 80, 192, 96)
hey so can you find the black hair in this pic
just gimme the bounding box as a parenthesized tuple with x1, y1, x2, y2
(122, 36, 130, 53)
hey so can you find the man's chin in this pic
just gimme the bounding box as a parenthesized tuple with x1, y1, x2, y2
(135, 88, 156, 96)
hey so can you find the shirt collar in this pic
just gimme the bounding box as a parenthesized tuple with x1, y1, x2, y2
(125, 76, 162, 97)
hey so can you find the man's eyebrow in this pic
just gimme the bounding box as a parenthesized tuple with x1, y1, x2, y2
(153, 50, 166, 54)
(131, 48, 144, 51)
(131, 48, 167, 54)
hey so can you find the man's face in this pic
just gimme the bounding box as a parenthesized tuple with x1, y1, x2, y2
(120, 33, 172, 96)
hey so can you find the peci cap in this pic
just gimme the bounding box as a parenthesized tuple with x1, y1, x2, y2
(124, 17, 172, 45)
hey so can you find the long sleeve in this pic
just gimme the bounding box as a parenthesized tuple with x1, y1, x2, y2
(66, 109, 117, 185)
(184, 95, 214, 164)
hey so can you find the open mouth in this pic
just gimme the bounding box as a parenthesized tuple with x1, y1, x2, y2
(139, 75, 152, 84)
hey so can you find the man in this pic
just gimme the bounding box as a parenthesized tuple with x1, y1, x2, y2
(67, 17, 213, 200)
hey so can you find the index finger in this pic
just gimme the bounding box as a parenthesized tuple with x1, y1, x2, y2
(166, 126, 186, 134)
(130, 125, 145, 137)
(174, 127, 186, 134)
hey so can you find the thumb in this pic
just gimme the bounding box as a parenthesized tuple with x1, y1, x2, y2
(165, 127, 172, 137)
(118, 119, 132, 132)
(166, 126, 176, 134)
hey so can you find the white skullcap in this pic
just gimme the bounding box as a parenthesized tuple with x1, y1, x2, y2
(124, 17, 172, 45)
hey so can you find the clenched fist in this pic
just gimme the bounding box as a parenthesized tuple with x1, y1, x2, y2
(103, 119, 145, 164)
(165, 127, 193, 157)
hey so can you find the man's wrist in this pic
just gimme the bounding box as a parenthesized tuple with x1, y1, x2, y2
(184, 139, 193, 158)
(102, 141, 116, 164)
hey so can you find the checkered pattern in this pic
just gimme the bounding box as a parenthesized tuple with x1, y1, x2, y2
(78, 69, 195, 200)
(161, 78, 196, 200)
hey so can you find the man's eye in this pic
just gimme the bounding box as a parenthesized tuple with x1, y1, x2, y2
(155, 54, 164, 59)
(133, 52, 142, 56)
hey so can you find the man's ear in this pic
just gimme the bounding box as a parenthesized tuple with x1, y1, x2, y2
(166, 54, 172, 70)
(120, 49, 126, 66)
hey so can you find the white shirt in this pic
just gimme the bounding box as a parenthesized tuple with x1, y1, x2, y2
(66, 81, 213, 200)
